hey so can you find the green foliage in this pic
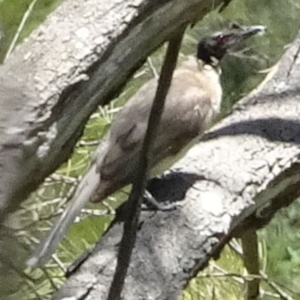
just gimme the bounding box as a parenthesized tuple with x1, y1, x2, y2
(0, 0, 63, 61)
(259, 199, 300, 295)
(182, 246, 245, 300)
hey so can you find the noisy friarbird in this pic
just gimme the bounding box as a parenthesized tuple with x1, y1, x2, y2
(28, 24, 264, 267)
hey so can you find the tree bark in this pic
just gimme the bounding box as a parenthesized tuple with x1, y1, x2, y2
(51, 30, 300, 300)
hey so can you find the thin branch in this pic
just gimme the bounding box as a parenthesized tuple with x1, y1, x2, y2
(287, 43, 300, 77)
(4, 0, 39, 61)
(41, 267, 60, 291)
(107, 26, 187, 300)
(241, 229, 260, 300)
(51, 254, 67, 274)
(147, 57, 159, 79)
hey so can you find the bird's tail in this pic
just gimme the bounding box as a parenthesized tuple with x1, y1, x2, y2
(27, 163, 100, 267)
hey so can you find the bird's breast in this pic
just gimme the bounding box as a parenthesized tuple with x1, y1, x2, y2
(195, 66, 222, 115)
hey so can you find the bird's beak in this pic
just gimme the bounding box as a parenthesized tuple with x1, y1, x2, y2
(196, 23, 265, 64)
(238, 24, 266, 40)
(222, 23, 266, 50)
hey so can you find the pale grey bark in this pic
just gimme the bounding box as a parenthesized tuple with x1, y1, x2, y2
(51, 30, 300, 300)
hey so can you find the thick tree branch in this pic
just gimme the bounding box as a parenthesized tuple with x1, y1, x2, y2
(51, 30, 300, 300)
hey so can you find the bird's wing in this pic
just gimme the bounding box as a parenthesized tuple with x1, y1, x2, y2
(98, 68, 215, 180)
(150, 72, 214, 171)
(97, 80, 157, 181)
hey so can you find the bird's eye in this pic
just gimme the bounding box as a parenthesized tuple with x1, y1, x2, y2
(217, 34, 231, 44)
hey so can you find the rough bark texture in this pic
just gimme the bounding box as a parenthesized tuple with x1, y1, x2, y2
(51, 31, 300, 300)
(0, 0, 226, 219)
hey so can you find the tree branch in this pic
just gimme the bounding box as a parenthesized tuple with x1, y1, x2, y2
(241, 230, 260, 300)
(107, 27, 186, 300)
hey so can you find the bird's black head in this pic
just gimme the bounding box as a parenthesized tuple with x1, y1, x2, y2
(197, 23, 265, 65)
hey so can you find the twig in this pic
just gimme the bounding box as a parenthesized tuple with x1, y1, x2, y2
(51, 254, 67, 274)
(41, 267, 60, 291)
(147, 57, 159, 79)
(241, 229, 260, 300)
(287, 43, 300, 78)
(107, 26, 186, 300)
(77, 140, 100, 147)
(4, 0, 39, 61)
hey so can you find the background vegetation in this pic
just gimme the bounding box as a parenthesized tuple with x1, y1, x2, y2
(1, 0, 300, 299)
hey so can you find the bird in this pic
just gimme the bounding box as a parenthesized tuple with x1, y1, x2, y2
(27, 23, 265, 267)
